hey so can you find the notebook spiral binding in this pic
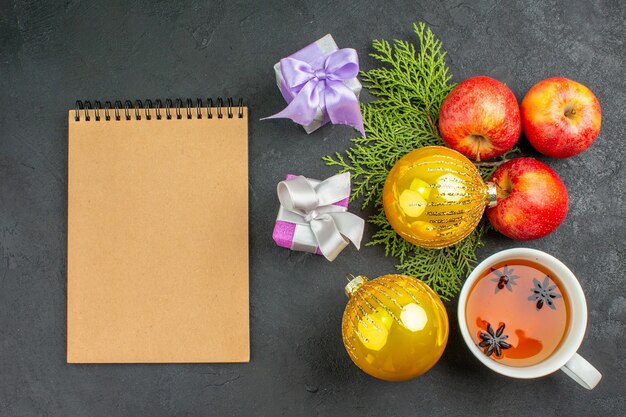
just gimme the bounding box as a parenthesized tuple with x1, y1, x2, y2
(74, 98, 244, 122)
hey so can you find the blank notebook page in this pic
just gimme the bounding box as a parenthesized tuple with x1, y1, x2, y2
(67, 104, 249, 363)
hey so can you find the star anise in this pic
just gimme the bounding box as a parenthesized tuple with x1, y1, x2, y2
(479, 323, 512, 357)
(528, 276, 562, 310)
(490, 265, 519, 293)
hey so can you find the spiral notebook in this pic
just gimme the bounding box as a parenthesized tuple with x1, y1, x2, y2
(67, 98, 249, 363)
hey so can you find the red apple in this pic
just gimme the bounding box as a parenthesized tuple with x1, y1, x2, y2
(521, 77, 601, 158)
(486, 158, 568, 240)
(438, 76, 521, 161)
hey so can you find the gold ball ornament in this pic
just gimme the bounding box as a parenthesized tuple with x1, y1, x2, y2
(383, 146, 496, 249)
(341, 274, 449, 381)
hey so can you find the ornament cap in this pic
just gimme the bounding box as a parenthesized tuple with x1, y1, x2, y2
(486, 182, 497, 208)
(345, 275, 368, 298)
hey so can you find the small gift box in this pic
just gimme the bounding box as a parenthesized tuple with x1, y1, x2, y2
(273, 173, 364, 261)
(264, 34, 365, 135)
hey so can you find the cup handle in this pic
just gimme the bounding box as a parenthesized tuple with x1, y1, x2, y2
(560, 352, 602, 389)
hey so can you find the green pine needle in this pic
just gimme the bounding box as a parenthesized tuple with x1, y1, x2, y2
(323, 22, 513, 300)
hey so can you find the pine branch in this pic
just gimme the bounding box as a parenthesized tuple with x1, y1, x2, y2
(476, 147, 522, 181)
(323, 23, 510, 300)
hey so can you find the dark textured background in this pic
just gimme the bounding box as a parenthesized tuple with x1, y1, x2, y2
(1, 0, 624, 416)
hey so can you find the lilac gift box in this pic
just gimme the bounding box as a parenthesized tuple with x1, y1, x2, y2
(273, 34, 362, 134)
(273, 174, 350, 255)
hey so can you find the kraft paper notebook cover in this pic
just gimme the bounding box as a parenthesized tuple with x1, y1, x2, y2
(67, 98, 249, 363)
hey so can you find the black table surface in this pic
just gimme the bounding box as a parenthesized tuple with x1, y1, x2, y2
(1, 1, 624, 416)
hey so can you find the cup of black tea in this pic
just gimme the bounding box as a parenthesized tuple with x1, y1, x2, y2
(457, 248, 601, 389)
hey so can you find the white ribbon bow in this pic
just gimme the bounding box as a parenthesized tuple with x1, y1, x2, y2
(276, 172, 364, 261)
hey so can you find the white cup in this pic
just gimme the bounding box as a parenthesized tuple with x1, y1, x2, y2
(457, 248, 602, 389)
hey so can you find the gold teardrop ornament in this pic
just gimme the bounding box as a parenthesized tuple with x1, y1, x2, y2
(382, 146, 496, 249)
(341, 274, 449, 381)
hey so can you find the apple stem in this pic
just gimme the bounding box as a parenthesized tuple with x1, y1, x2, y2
(495, 182, 510, 200)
